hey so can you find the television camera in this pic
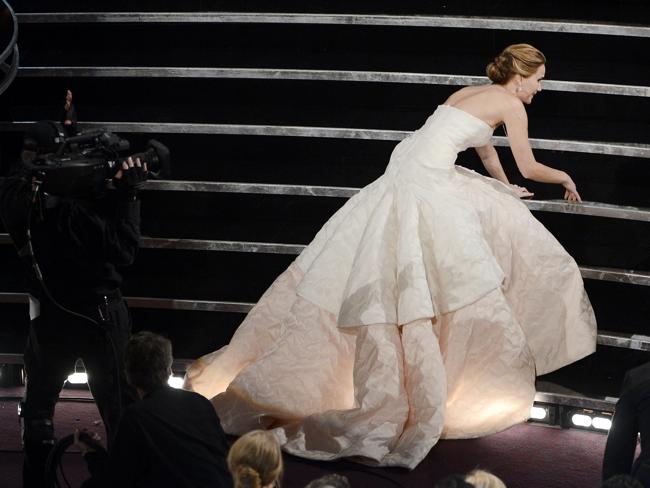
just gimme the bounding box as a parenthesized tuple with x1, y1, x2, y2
(23, 121, 171, 196)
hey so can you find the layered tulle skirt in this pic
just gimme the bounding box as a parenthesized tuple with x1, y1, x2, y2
(185, 166, 596, 469)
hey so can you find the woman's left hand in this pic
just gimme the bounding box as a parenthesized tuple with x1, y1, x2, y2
(511, 184, 534, 199)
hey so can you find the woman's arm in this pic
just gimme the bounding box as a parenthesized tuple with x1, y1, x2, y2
(503, 100, 581, 202)
(475, 144, 509, 184)
(475, 143, 534, 198)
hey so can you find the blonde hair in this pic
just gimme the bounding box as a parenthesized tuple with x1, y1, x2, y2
(228, 430, 283, 488)
(464, 469, 507, 488)
(486, 44, 546, 84)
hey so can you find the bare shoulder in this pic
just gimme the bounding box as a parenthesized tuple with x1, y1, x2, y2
(502, 96, 528, 125)
(483, 88, 521, 112)
(444, 85, 521, 127)
(444, 85, 485, 105)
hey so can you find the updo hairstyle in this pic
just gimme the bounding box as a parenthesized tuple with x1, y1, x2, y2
(228, 430, 284, 488)
(486, 44, 546, 84)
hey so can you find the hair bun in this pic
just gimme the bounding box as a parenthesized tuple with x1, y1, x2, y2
(486, 55, 510, 84)
(236, 465, 262, 488)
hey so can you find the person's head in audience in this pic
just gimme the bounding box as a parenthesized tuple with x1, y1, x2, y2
(464, 470, 506, 488)
(435, 470, 505, 488)
(602, 474, 644, 488)
(228, 430, 283, 488)
(124, 331, 173, 398)
(304, 473, 350, 488)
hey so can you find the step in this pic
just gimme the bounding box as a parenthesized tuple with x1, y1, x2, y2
(18, 66, 650, 98)
(2, 120, 649, 158)
(15, 12, 650, 38)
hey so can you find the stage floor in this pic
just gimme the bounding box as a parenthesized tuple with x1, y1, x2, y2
(0, 388, 607, 488)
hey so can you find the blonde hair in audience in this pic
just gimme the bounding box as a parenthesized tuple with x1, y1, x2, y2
(228, 430, 284, 488)
(464, 469, 507, 488)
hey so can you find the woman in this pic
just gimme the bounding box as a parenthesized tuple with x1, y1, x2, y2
(186, 44, 597, 469)
(228, 430, 283, 488)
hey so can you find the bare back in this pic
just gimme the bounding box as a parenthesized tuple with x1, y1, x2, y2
(444, 84, 541, 184)
(443, 85, 516, 130)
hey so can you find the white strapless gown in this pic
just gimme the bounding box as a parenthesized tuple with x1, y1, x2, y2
(185, 105, 597, 469)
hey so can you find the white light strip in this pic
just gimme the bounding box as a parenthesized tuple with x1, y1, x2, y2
(17, 67, 650, 98)
(535, 391, 616, 412)
(15, 13, 650, 38)
(4, 233, 647, 285)
(2, 121, 648, 158)
(597, 331, 650, 351)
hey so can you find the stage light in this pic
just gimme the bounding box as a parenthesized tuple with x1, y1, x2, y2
(168, 375, 184, 389)
(571, 413, 592, 428)
(66, 359, 88, 385)
(530, 406, 548, 420)
(592, 417, 612, 431)
(67, 371, 88, 384)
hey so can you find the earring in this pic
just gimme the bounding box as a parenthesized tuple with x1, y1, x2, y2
(516, 85, 522, 93)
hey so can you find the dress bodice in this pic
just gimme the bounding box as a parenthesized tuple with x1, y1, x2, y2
(386, 105, 494, 176)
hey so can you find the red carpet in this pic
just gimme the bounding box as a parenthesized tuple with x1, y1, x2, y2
(0, 390, 607, 488)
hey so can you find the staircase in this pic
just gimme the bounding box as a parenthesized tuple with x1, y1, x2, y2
(0, 2, 649, 416)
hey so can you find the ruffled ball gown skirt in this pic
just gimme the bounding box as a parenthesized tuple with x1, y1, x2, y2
(185, 105, 597, 469)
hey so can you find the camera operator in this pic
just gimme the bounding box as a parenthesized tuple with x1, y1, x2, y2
(0, 123, 147, 488)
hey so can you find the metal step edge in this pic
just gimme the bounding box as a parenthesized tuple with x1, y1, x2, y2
(0, 293, 647, 352)
(15, 13, 650, 38)
(17, 67, 650, 98)
(1, 121, 649, 158)
(0, 237, 648, 285)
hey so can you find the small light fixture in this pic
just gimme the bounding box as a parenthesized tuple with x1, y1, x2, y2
(592, 417, 612, 431)
(67, 359, 88, 385)
(530, 406, 548, 420)
(67, 371, 88, 384)
(167, 375, 184, 389)
(571, 413, 592, 428)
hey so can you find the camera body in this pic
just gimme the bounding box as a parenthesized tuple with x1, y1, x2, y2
(24, 122, 171, 197)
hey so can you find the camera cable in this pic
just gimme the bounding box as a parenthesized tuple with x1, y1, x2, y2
(45, 432, 107, 488)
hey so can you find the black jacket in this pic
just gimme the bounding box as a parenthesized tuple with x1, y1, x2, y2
(603, 362, 650, 486)
(85, 386, 233, 488)
(0, 170, 140, 304)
